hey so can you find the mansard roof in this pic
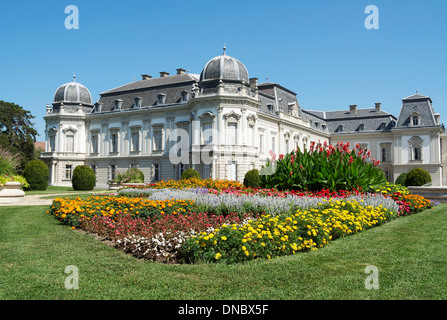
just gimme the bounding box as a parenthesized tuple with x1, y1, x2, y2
(396, 94, 437, 128)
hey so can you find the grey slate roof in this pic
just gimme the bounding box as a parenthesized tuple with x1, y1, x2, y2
(303, 108, 397, 134)
(95, 74, 199, 112)
(396, 94, 437, 128)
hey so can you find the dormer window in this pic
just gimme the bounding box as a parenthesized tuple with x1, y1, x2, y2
(315, 122, 320, 128)
(412, 116, 419, 126)
(337, 125, 344, 132)
(410, 112, 421, 127)
(379, 122, 387, 130)
(180, 91, 189, 102)
(267, 104, 274, 113)
(157, 93, 166, 105)
(358, 124, 365, 131)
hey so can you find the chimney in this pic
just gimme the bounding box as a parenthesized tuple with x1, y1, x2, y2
(435, 113, 440, 125)
(349, 105, 357, 114)
(375, 103, 381, 113)
(141, 74, 152, 80)
(176, 68, 186, 75)
(249, 77, 258, 89)
(114, 99, 122, 111)
(160, 71, 170, 78)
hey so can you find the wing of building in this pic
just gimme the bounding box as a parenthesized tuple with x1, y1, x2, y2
(41, 52, 446, 188)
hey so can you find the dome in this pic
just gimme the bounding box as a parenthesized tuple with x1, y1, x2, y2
(200, 52, 249, 83)
(53, 77, 92, 105)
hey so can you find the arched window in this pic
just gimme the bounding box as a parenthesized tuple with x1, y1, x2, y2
(410, 112, 421, 127)
(409, 136, 423, 161)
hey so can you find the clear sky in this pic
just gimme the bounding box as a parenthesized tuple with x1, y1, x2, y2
(1, 0, 446, 140)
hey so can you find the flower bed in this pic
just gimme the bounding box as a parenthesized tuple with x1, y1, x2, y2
(47, 175, 438, 264)
(180, 199, 397, 263)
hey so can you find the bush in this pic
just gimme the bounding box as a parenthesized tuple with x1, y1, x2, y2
(260, 142, 385, 192)
(72, 165, 96, 190)
(0, 147, 20, 176)
(181, 168, 201, 180)
(116, 168, 144, 183)
(22, 160, 49, 191)
(405, 168, 432, 187)
(395, 173, 407, 186)
(243, 169, 261, 188)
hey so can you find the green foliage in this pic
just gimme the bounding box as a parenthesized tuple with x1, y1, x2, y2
(0, 147, 20, 176)
(0, 100, 38, 172)
(395, 173, 407, 186)
(22, 160, 49, 191)
(0, 175, 29, 188)
(260, 141, 386, 192)
(405, 168, 432, 187)
(116, 168, 145, 183)
(72, 165, 96, 190)
(181, 168, 201, 180)
(243, 169, 261, 188)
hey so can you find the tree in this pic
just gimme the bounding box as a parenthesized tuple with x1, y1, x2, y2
(0, 100, 38, 172)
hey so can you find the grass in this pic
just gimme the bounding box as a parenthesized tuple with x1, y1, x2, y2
(24, 186, 107, 196)
(0, 204, 446, 300)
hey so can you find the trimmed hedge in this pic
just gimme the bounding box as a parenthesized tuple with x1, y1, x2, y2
(405, 168, 432, 187)
(181, 168, 201, 180)
(117, 168, 144, 183)
(72, 165, 96, 190)
(243, 169, 261, 188)
(23, 160, 49, 191)
(395, 173, 407, 186)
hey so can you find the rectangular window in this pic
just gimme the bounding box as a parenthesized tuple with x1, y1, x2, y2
(154, 164, 160, 181)
(154, 130, 163, 151)
(131, 131, 140, 152)
(111, 133, 118, 153)
(203, 164, 211, 179)
(110, 164, 116, 180)
(49, 135, 56, 152)
(203, 123, 213, 144)
(382, 148, 389, 162)
(271, 135, 276, 153)
(228, 123, 237, 145)
(260, 134, 265, 153)
(248, 125, 254, 146)
(66, 135, 74, 152)
(91, 135, 99, 154)
(65, 165, 72, 180)
(285, 139, 290, 152)
(414, 147, 421, 160)
(91, 165, 96, 176)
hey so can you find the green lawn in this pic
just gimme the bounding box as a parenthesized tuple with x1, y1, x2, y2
(24, 186, 108, 196)
(1, 204, 446, 300)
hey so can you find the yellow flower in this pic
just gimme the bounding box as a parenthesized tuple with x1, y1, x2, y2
(215, 253, 222, 260)
(221, 236, 227, 241)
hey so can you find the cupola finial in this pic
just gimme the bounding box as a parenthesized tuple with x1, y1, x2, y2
(223, 42, 226, 55)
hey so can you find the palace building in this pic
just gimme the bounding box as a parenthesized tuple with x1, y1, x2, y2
(41, 51, 446, 188)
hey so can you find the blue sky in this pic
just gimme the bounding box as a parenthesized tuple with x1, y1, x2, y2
(1, 0, 446, 139)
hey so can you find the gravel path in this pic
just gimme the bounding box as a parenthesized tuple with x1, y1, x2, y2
(0, 192, 99, 206)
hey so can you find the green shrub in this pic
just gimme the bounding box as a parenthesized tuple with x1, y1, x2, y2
(405, 168, 432, 187)
(72, 165, 96, 190)
(395, 173, 407, 186)
(243, 169, 261, 188)
(0, 147, 20, 176)
(260, 142, 386, 192)
(23, 160, 49, 191)
(116, 168, 145, 183)
(181, 168, 201, 180)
